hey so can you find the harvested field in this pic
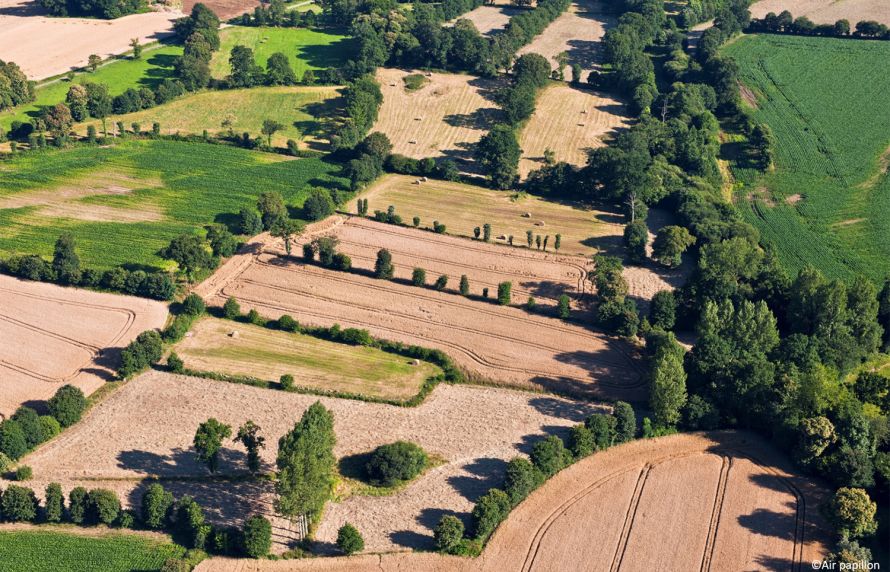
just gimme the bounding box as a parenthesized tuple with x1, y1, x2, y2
(310, 215, 589, 304)
(16, 371, 607, 553)
(196, 239, 643, 400)
(750, 0, 890, 26)
(0, 0, 181, 81)
(183, 0, 261, 19)
(174, 316, 441, 401)
(195, 431, 831, 571)
(360, 174, 621, 257)
(372, 68, 503, 166)
(518, 83, 629, 177)
(449, 4, 523, 35)
(0, 274, 168, 418)
(517, 0, 613, 77)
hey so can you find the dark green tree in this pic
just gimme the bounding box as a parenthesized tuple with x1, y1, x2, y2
(193, 418, 233, 473)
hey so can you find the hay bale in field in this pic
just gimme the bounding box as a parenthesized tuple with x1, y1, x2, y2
(229, 330, 240, 338)
(577, 123, 586, 127)
(497, 234, 507, 240)
(421, 176, 428, 182)
(409, 139, 417, 144)
(522, 212, 532, 218)
(411, 358, 421, 366)
(534, 221, 545, 226)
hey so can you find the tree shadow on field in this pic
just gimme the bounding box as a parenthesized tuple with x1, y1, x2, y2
(467, 76, 504, 104)
(389, 529, 432, 550)
(581, 233, 623, 257)
(337, 451, 373, 482)
(442, 108, 501, 131)
(737, 502, 799, 540)
(520, 279, 574, 300)
(528, 396, 603, 423)
(752, 555, 799, 571)
(517, 425, 584, 455)
(117, 446, 249, 477)
(296, 36, 358, 70)
(446, 457, 507, 502)
(137, 53, 179, 88)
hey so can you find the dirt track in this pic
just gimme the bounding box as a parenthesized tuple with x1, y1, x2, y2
(197, 225, 643, 401)
(0, 0, 181, 80)
(0, 274, 168, 418)
(195, 432, 830, 571)
(15, 371, 606, 553)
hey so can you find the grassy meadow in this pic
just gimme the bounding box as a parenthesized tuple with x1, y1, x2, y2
(724, 35, 890, 281)
(175, 317, 441, 401)
(0, 530, 184, 572)
(0, 44, 183, 132)
(0, 140, 347, 270)
(209, 26, 355, 80)
(79, 85, 342, 148)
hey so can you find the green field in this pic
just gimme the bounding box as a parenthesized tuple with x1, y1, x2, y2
(0, 44, 183, 132)
(79, 85, 342, 148)
(723, 35, 890, 280)
(0, 530, 184, 572)
(0, 140, 347, 270)
(210, 26, 355, 80)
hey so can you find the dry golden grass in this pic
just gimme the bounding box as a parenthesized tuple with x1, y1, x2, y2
(750, 0, 890, 26)
(518, 83, 629, 177)
(372, 68, 503, 166)
(449, 4, 524, 35)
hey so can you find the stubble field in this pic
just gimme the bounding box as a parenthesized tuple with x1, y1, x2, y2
(449, 4, 523, 36)
(372, 69, 503, 167)
(518, 83, 629, 177)
(0, 0, 181, 81)
(0, 275, 168, 418)
(750, 0, 890, 26)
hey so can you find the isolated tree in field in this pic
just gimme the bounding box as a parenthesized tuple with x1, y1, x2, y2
(161, 234, 214, 276)
(412, 268, 426, 287)
(236, 420, 266, 474)
(129, 38, 142, 59)
(557, 294, 570, 319)
(434, 515, 464, 553)
(526, 230, 533, 247)
(652, 226, 695, 268)
(193, 418, 232, 473)
(265, 52, 296, 85)
(483, 223, 491, 242)
(303, 188, 336, 221)
(624, 221, 648, 264)
(257, 191, 286, 230)
(261, 119, 284, 146)
(87, 54, 101, 72)
(271, 218, 302, 256)
(475, 124, 520, 189)
(366, 441, 427, 486)
(648, 333, 687, 429)
(53, 232, 80, 284)
(374, 249, 394, 279)
(460, 275, 469, 296)
(337, 523, 364, 554)
(276, 402, 336, 524)
(141, 483, 174, 529)
(498, 281, 512, 305)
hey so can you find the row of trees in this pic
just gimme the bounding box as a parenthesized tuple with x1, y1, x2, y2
(0, 60, 34, 112)
(235, 0, 319, 28)
(37, 0, 144, 19)
(748, 11, 890, 40)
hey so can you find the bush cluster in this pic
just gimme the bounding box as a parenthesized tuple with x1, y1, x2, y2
(0, 385, 86, 463)
(365, 441, 428, 487)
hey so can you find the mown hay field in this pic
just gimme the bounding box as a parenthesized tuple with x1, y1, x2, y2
(371, 68, 503, 166)
(750, 0, 890, 26)
(724, 34, 890, 280)
(209, 26, 355, 80)
(517, 0, 613, 76)
(449, 4, 523, 36)
(359, 174, 622, 257)
(0, 44, 183, 131)
(518, 83, 629, 177)
(175, 316, 441, 401)
(78, 86, 341, 148)
(0, 140, 346, 270)
(0, 528, 184, 572)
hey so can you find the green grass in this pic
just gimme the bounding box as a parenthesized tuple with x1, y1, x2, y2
(723, 34, 890, 281)
(0, 139, 347, 270)
(0, 44, 183, 132)
(210, 26, 355, 80)
(0, 529, 184, 572)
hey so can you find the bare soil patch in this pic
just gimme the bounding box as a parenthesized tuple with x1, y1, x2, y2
(786, 193, 803, 205)
(448, 4, 523, 35)
(0, 274, 168, 418)
(517, 0, 613, 76)
(372, 68, 503, 167)
(16, 371, 607, 553)
(195, 431, 830, 571)
(518, 83, 629, 178)
(739, 82, 759, 108)
(197, 241, 643, 400)
(182, 0, 261, 19)
(312, 216, 589, 304)
(0, 0, 181, 81)
(750, 0, 890, 26)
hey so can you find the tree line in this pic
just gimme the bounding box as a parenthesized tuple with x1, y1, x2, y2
(747, 11, 890, 40)
(37, 0, 145, 19)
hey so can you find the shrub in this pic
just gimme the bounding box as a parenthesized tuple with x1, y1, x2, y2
(374, 249, 394, 279)
(166, 352, 184, 373)
(69, 487, 88, 524)
(434, 275, 448, 291)
(530, 435, 570, 477)
(497, 282, 512, 305)
(0, 420, 28, 460)
(115, 509, 135, 529)
(278, 315, 299, 332)
(474, 226, 481, 239)
(412, 268, 426, 287)
(459, 275, 469, 296)
(38, 416, 61, 442)
(332, 253, 352, 271)
(15, 465, 32, 481)
(0, 453, 12, 475)
(246, 309, 263, 325)
(365, 441, 427, 487)
(302, 242, 315, 261)
(280, 374, 295, 391)
(613, 402, 637, 443)
(482, 287, 489, 298)
(44, 483, 64, 523)
(88, 488, 121, 525)
(472, 488, 511, 541)
(434, 515, 464, 553)
(412, 216, 420, 227)
(242, 514, 272, 558)
(1, 485, 38, 522)
(47, 384, 87, 428)
(142, 483, 174, 529)
(182, 293, 206, 316)
(482, 223, 491, 242)
(526, 296, 536, 311)
(504, 457, 544, 505)
(557, 294, 570, 319)
(223, 297, 241, 319)
(337, 523, 364, 555)
(433, 221, 446, 233)
(568, 424, 595, 458)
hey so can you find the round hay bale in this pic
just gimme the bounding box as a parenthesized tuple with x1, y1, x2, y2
(521, 212, 532, 218)
(229, 330, 240, 338)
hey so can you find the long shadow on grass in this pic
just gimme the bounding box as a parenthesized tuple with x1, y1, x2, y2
(296, 35, 357, 69)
